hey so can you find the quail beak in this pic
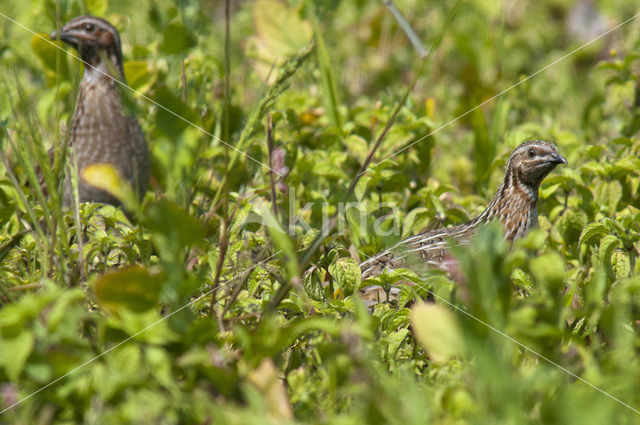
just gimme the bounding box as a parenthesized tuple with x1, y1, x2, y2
(50, 29, 78, 48)
(549, 153, 567, 165)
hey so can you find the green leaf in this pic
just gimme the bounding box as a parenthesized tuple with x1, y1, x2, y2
(93, 265, 164, 313)
(145, 198, 205, 257)
(595, 181, 622, 214)
(530, 253, 565, 289)
(579, 222, 610, 249)
(152, 85, 198, 137)
(599, 235, 621, 279)
(86, 0, 108, 16)
(31, 34, 70, 78)
(611, 250, 631, 280)
(159, 21, 196, 54)
(599, 235, 621, 264)
(124, 61, 156, 94)
(328, 257, 361, 296)
(410, 303, 464, 364)
(0, 332, 34, 381)
(558, 208, 588, 245)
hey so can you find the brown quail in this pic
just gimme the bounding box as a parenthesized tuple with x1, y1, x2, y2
(51, 16, 149, 206)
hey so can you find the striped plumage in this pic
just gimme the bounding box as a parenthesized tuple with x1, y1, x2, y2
(360, 140, 567, 286)
(51, 16, 149, 206)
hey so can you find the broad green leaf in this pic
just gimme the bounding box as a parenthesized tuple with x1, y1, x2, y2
(595, 181, 622, 214)
(328, 257, 361, 296)
(558, 208, 588, 245)
(110, 309, 179, 344)
(580, 161, 606, 176)
(599, 235, 621, 264)
(93, 265, 164, 313)
(579, 222, 609, 249)
(612, 250, 631, 280)
(343, 134, 369, 163)
(384, 328, 410, 358)
(0, 291, 59, 336)
(124, 61, 156, 93)
(402, 207, 431, 238)
(159, 21, 196, 54)
(530, 253, 565, 289)
(611, 156, 640, 177)
(410, 302, 464, 364)
(145, 198, 205, 256)
(0, 332, 33, 381)
(32, 34, 71, 78)
(599, 235, 621, 279)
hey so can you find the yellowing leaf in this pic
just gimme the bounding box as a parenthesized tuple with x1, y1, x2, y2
(410, 303, 464, 364)
(81, 163, 135, 209)
(247, 0, 312, 81)
(425, 98, 436, 119)
(247, 358, 293, 420)
(254, 0, 312, 59)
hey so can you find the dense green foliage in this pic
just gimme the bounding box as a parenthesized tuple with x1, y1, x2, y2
(1, 0, 640, 423)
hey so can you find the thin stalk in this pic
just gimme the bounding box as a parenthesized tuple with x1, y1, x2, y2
(266, 112, 279, 218)
(223, 0, 231, 145)
(209, 192, 244, 320)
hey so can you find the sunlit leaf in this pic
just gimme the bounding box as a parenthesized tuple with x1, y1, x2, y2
(81, 163, 136, 209)
(124, 61, 156, 93)
(410, 302, 464, 364)
(31, 34, 70, 78)
(247, 0, 312, 81)
(86, 0, 108, 16)
(579, 222, 609, 249)
(328, 257, 361, 296)
(248, 359, 293, 420)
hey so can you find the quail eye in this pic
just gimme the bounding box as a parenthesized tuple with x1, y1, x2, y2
(84, 23, 95, 32)
(527, 148, 535, 158)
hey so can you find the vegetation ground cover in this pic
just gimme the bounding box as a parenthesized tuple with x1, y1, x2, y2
(1, 0, 640, 423)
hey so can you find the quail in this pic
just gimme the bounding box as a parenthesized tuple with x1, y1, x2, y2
(360, 140, 567, 301)
(51, 15, 149, 206)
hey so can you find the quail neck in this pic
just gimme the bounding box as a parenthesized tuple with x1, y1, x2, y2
(52, 16, 149, 206)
